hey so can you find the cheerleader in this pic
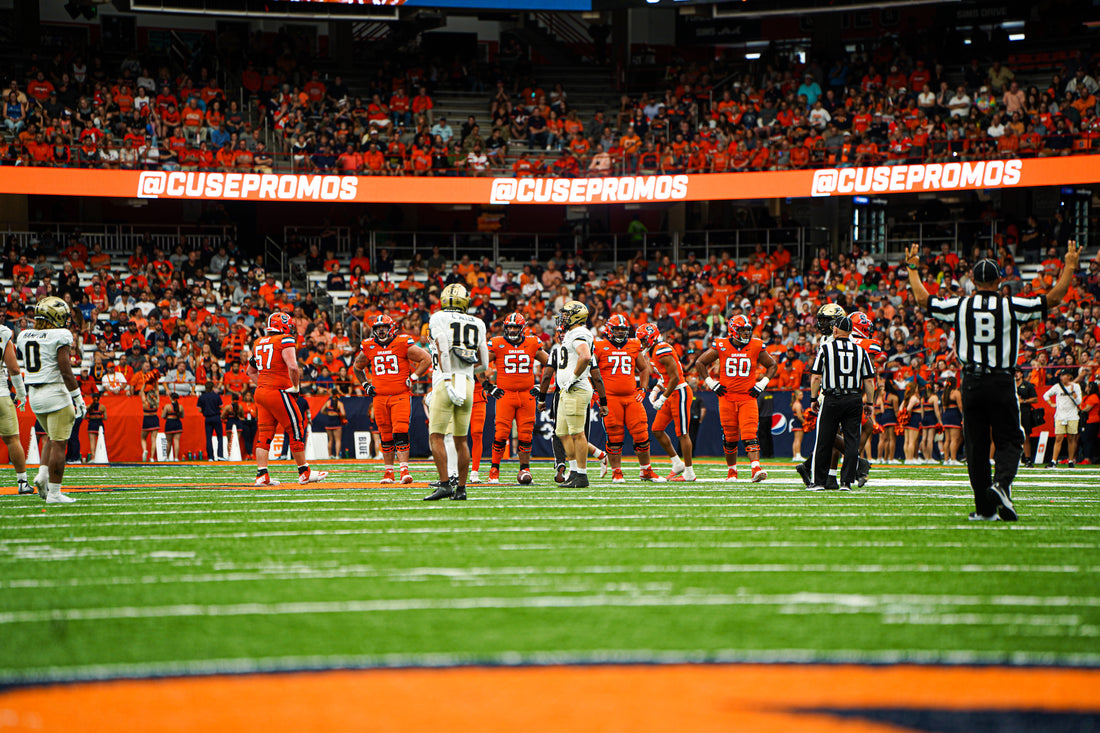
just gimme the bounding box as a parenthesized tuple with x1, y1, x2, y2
(161, 393, 184, 461)
(790, 389, 805, 461)
(901, 382, 923, 463)
(222, 393, 245, 458)
(141, 389, 159, 462)
(86, 395, 105, 461)
(875, 384, 900, 464)
(322, 394, 346, 459)
(918, 381, 942, 464)
(939, 374, 964, 465)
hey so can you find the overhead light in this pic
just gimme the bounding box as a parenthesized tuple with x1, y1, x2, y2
(1008, 33, 1025, 41)
(745, 52, 761, 60)
(963, 38, 972, 45)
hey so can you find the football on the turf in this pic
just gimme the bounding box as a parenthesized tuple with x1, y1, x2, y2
(518, 472, 533, 485)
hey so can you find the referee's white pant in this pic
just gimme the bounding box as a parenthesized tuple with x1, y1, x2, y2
(811, 393, 863, 487)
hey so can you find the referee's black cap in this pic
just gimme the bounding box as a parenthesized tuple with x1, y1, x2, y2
(972, 258, 1001, 283)
(834, 316, 853, 333)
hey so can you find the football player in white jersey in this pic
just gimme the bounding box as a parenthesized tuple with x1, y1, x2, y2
(555, 301, 600, 488)
(0, 323, 30, 495)
(424, 283, 489, 501)
(16, 297, 84, 504)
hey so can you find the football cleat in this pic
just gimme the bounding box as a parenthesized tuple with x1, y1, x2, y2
(400, 468, 413, 484)
(612, 469, 625, 484)
(517, 469, 533, 485)
(725, 467, 738, 482)
(561, 471, 578, 488)
(989, 482, 1017, 522)
(424, 482, 454, 500)
(667, 463, 686, 478)
(298, 469, 328, 485)
(639, 467, 666, 482)
(669, 473, 696, 482)
(380, 468, 396, 485)
(254, 474, 280, 486)
(469, 470, 481, 484)
(451, 486, 467, 501)
(488, 467, 501, 484)
(17, 479, 32, 495)
(751, 466, 767, 483)
(599, 452, 609, 478)
(45, 491, 76, 504)
(554, 465, 566, 483)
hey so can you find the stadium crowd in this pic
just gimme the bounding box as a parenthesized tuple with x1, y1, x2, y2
(1, 35, 1100, 175)
(3, 200, 1099, 464)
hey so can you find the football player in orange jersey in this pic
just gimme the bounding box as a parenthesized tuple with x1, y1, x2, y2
(849, 311, 882, 483)
(468, 375, 488, 482)
(353, 314, 431, 484)
(594, 314, 662, 483)
(248, 312, 328, 486)
(636, 323, 696, 481)
(485, 312, 550, 484)
(694, 314, 777, 482)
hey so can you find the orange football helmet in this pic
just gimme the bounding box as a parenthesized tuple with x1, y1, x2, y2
(266, 312, 294, 335)
(607, 314, 631, 346)
(371, 314, 396, 344)
(728, 314, 752, 345)
(503, 312, 526, 344)
(636, 323, 660, 349)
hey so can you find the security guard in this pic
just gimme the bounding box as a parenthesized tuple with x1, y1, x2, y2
(905, 240, 1079, 521)
(807, 316, 875, 490)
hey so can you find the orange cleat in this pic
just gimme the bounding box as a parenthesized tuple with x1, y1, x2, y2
(725, 467, 738, 482)
(254, 474, 280, 486)
(380, 468, 396, 485)
(400, 468, 413, 484)
(488, 466, 500, 484)
(612, 469, 625, 484)
(750, 466, 768, 483)
(639, 467, 666, 482)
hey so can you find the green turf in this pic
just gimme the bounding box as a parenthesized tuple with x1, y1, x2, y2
(1, 460, 1099, 682)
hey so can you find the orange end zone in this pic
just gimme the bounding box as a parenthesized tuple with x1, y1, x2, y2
(1, 664, 1098, 733)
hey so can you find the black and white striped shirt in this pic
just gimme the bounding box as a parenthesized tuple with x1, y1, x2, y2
(811, 336, 874, 393)
(928, 293, 1045, 369)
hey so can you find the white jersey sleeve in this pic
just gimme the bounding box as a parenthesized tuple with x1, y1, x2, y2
(556, 328, 594, 391)
(0, 325, 11, 386)
(17, 328, 74, 386)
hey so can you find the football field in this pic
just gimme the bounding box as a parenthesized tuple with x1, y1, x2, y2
(2, 459, 1099, 731)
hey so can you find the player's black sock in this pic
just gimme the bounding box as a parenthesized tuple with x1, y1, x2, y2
(491, 463, 500, 470)
(520, 463, 529, 470)
(297, 464, 309, 476)
(256, 467, 268, 477)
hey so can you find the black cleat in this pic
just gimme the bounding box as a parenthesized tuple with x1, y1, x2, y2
(1023, 460, 1034, 468)
(968, 511, 999, 521)
(825, 476, 839, 492)
(795, 461, 812, 487)
(572, 473, 589, 488)
(424, 481, 454, 501)
(560, 471, 578, 487)
(451, 486, 467, 501)
(989, 482, 1017, 522)
(838, 484, 852, 492)
(554, 465, 567, 483)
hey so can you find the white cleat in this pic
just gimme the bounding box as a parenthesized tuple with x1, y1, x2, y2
(17, 479, 32, 495)
(668, 463, 686, 478)
(46, 491, 76, 504)
(599, 453, 609, 478)
(469, 470, 481, 484)
(298, 470, 328, 485)
(750, 467, 768, 483)
(254, 474, 281, 486)
(34, 473, 48, 501)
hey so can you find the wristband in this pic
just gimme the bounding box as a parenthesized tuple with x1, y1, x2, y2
(68, 387, 82, 400)
(704, 376, 720, 391)
(537, 391, 547, 402)
(598, 397, 608, 406)
(754, 376, 769, 391)
(11, 373, 25, 399)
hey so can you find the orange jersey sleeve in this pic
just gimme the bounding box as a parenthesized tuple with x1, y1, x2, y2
(491, 335, 540, 391)
(253, 334, 297, 390)
(715, 337, 764, 398)
(595, 338, 642, 397)
(652, 342, 684, 386)
(361, 335, 415, 395)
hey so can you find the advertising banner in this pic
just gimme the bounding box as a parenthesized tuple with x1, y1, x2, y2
(2, 156, 1097, 205)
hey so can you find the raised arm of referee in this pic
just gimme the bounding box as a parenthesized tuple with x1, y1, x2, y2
(906, 240, 1080, 521)
(808, 317, 876, 490)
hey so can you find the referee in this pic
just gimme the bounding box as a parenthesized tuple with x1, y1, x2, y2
(808, 316, 875, 490)
(905, 240, 1080, 521)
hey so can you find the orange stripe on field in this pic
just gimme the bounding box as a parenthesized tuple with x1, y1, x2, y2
(0, 482, 432, 495)
(1, 664, 1098, 733)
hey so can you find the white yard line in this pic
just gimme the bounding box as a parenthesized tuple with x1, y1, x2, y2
(2, 590, 1099, 625)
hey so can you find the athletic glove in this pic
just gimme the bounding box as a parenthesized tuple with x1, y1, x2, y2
(69, 388, 87, 419)
(536, 391, 547, 410)
(285, 385, 299, 394)
(446, 383, 466, 407)
(704, 376, 726, 396)
(529, 387, 542, 399)
(634, 389, 646, 403)
(652, 393, 667, 410)
(489, 385, 505, 399)
(364, 383, 376, 396)
(11, 374, 25, 410)
(648, 385, 662, 404)
(747, 376, 769, 398)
